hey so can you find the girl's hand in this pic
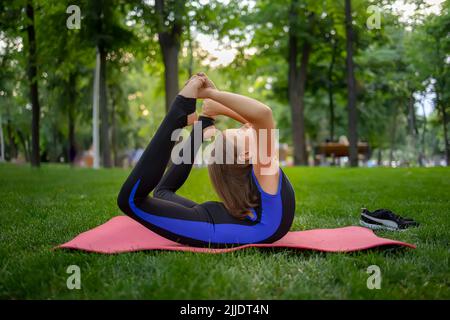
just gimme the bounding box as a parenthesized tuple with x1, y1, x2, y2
(201, 99, 224, 119)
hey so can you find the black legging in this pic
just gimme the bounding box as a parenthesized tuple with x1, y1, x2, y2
(117, 94, 296, 248)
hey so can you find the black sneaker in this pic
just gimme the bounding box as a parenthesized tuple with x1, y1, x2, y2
(359, 208, 420, 231)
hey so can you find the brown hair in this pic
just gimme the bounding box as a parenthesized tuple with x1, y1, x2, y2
(207, 134, 259, 219)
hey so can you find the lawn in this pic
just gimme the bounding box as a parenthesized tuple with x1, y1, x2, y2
(0, 163, 449, 299)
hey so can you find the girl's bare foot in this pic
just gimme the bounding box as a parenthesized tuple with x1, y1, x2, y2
(179, 75, 205, 98)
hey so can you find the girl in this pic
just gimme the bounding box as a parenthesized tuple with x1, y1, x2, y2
(117, 73, 295, 248)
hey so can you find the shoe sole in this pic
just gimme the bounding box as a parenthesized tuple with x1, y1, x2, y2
(359, 220, 403, 232)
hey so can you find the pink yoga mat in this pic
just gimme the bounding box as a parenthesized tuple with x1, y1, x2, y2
(58, 216, 415, 254)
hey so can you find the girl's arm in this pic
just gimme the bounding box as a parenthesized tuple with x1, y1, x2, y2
(201, 89, 275, 130)
(202, 99, 248, 124)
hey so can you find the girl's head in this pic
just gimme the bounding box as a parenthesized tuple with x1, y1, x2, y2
(207, 123, 259, 219)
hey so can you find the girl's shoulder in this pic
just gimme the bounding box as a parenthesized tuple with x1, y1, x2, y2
(251, 164, 282, 197)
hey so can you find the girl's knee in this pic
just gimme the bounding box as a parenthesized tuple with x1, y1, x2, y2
(117, 186, 131, 214)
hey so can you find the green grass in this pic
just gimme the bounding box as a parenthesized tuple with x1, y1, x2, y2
(0, 163, 449, 299)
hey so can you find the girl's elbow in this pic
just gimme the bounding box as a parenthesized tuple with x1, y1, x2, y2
(251, 106, 273, 128)
(260, 106, 273, 120)
(263, 106, 273, 117)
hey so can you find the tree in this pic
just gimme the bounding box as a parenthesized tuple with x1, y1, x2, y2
(154, 0, 185, 112)
(425, 10, 450, 165)
(25, 1, 41, 167)
(37, 0, 94, 165)
(287, 0, 315, 165)
(406, 1, 450, 166)
(82, 0, 134, 168)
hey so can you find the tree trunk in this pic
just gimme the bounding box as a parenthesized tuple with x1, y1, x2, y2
(156, 0, 182, 113)
(441, 104, 449, 166)
(296, 42, 311, 165)
(98, 45, 112, 168)
(68, 109, 76, 164)
(345, 0, 358, 167)
(26, 1, 40, 167)
(288, 14, 299, 163)
(0, 114, 5, 162)
(389, 105, 398, 166)
(288, 0, 310, 166)
(17, 130, 30, 162)
(328, 39, 337, 142)
(435, 38, 449, 166)
(68, 73, 77, 165)
(161, 40, 180, 113)
(407, 92, 423, 166)
(51, 119, 58, 162)
(110, 86, 119, 167)
(421, 102, 427, 165)
(92, 48, 101, 169)
(436, 92, 449, 166)
(6, 107, 17, 160)
(377, 149, 382, 166)
(187, 20, 194, 78)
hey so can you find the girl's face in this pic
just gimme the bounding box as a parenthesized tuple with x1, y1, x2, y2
(223, 123, 256, 162)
